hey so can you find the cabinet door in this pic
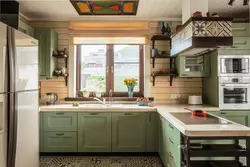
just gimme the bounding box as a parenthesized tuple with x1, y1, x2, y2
(42, 112, 77, 132)
(35, 28, 57, 78)
(220, 111, 249, 126)
(158, 116, 164, 164)
(42, 132, 77, 152)
(232, 23, 249, 37)
(112, 113, 146, 152)
(162, 117, 169, 166)
(146, 112, 158, 152)
(177, 55, 210, 77)
(78, 113, 111, 152)
(230, 37, 250, 50)
(35, 28, 48, 77)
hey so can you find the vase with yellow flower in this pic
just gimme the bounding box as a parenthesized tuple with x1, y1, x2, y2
(124, 78, 138, 97)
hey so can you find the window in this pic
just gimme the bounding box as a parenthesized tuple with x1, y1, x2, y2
(76, 44, 144, 97)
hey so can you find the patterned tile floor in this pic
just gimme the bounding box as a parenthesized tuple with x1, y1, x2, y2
(40, 156, 163, 167)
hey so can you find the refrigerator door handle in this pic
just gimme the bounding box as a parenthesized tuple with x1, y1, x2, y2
(7, 27, 17, 167)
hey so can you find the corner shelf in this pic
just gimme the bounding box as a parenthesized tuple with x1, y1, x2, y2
(53, 72, 68, 86)
(151, 72, 177, 86)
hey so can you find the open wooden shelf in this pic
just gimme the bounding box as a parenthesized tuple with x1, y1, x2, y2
(53, 48, 68, 68)
(53, 72, 68, 86)
(151, 72, 177, 86)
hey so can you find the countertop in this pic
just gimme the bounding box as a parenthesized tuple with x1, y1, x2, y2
(39, 104, 250, 137)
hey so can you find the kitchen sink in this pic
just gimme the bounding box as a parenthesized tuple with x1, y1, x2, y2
(82, 104, 123, 108)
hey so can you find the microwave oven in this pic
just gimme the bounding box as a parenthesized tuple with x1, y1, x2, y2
(218, 55, 250, 77)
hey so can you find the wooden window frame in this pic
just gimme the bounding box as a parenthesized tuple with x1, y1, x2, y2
(76, 44, 144, 97)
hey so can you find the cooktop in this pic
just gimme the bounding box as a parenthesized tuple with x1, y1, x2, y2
(170, 113, 232, 125)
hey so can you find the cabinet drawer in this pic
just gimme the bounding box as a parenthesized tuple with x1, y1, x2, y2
(230, 37, 250, 49)
(167, 137, 181, 167)
(41, 112, 77, 131)
(166, 122, 180, 142)
(232, 23, 249, 37)
(42, 132, 77, 152)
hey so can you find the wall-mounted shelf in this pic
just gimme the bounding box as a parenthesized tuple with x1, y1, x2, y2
(53, 72, 68, 86)
(53, 48, 68, 68)
(151, 72, 177, 86)
(151, 35, 171, 49)
(151, 55, 176, 68)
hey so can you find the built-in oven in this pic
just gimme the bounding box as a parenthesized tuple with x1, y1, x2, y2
(218, 55, 250, 77)
(219, 77, 250, 110)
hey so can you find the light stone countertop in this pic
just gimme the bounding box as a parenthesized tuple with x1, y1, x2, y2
(39, 104, 250, 137)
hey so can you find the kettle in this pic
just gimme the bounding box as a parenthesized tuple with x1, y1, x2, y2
(46, 92, 58, 105)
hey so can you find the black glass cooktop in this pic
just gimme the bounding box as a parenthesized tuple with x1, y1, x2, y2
(170, 113, 232, 125)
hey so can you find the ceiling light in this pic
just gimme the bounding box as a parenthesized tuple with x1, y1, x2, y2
(70, 0, 139, 15)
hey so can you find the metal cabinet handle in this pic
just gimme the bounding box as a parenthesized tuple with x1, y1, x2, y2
(221, 112, 227, 115)
(169, 123, 174, 129)
(90, 113, 99, 115)
(169, 137, 174, 144)
(168, 152, 174, 158)
(124, 113, 133, 116)
(149, 113, 151, 122)
(56, 133, 64, 136)
(56, 113, 64, 115)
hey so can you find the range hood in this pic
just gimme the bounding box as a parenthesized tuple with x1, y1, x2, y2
(171, 17, 233, 57)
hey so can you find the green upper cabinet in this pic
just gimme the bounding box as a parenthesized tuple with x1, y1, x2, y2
(145, 113, 158, 152)
(176, 54, 210, 78)
(232, 23, 249, 37)
(112, 113, 146, 152)
(78, 113, 111, 152)
(220, 111, 249, 127)
(35, 28, 58, 78)
(41, 112, 77, 132)
(18, 20, 34, 37)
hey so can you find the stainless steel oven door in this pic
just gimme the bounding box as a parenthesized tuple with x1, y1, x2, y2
(218, 56, 250, 77)
(219, 83, 250, 110)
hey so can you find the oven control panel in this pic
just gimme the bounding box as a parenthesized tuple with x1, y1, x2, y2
(219, 77, 250, 84)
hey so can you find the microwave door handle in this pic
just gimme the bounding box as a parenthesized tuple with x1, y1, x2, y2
(221, 84, 250, 87)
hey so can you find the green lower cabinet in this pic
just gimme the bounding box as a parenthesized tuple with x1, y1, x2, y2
(220, 111, 249, 126)
(112, 113, 146, 152)
(145, 113, 158, 152)
(42, 132, 77, 152)
(41, 112, 77, 132)
(158, 115, 164, 164)
(78, 113, 111, 152)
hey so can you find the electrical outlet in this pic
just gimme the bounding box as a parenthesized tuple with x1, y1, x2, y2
(170, 94, 181, 100)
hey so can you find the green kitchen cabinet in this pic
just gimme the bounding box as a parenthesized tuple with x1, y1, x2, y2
(219, 111, 249, 127)
(176, 54, 210, 78)
(35, 28, 58, 78)
(158, 115, 164, 164)
(145, 113, 158, 152)
(18, 19, 34, 37)
(229, 37, 250, 50)
(159, 115, 181, 167)
(232, 23, 249, 37)
(41, 112, 77, 132)
(41, 132, 77, 152)
(112, 112, 146, 152)
(78, 113, 111, 152)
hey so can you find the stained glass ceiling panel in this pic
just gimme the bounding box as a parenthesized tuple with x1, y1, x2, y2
(70, 0, 139, 15)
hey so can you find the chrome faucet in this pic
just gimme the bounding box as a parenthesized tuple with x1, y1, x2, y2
(109, 89, 112, 105)
(93, 97, 106, 105)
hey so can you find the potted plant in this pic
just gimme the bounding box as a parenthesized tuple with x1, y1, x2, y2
(124, 78, 138, 97)
(80, 88, 90, 98)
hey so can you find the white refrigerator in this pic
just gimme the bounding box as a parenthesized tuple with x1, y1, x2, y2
(0, 22, 39, 167)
